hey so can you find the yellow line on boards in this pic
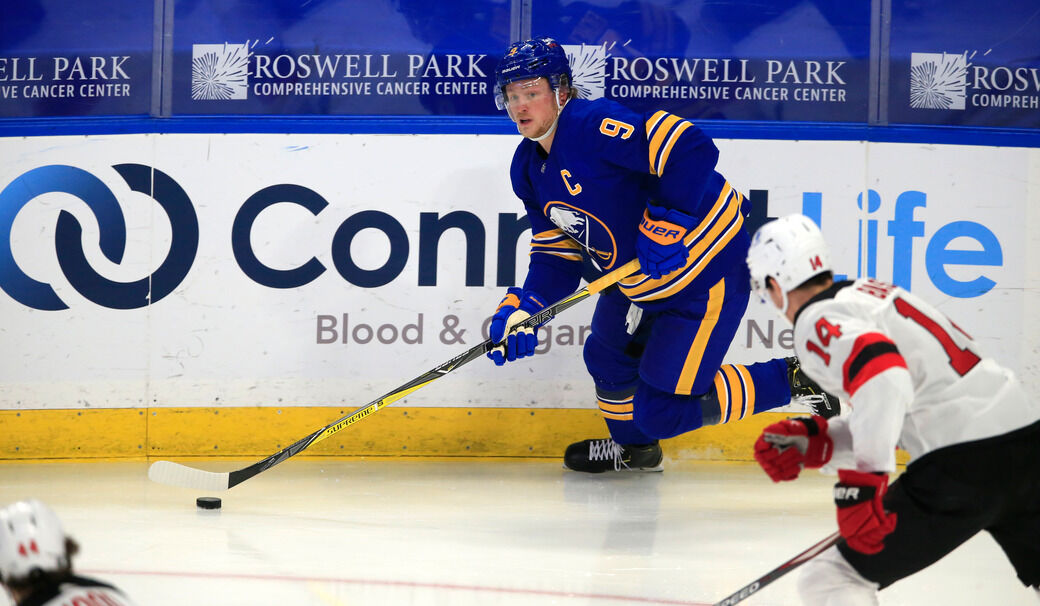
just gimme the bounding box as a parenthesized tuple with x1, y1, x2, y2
(0, 407, 911, 464)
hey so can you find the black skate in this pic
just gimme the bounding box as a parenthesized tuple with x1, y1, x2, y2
(786, 357, 841, 419)
(564, 438, 663, 473)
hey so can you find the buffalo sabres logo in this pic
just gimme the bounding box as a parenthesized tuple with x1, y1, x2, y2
(549, 206, 585, 236)
(546, 203, 617, 269)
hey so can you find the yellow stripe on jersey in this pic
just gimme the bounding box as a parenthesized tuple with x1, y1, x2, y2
(598, 397, 634, 421)
(706, 365, 756, 424)
(736, 364, 755, 419)
(714, 372, 731, 424)
(646, 110, 668, 136)
(646, 111, 697, 176)
(530, 228, 583, 261)
(647, 113, 682, 175)
(645, 110, 667, 172)
(533, 251, 584, 261)
(721, 365, 745, 421)
(618, 184, 745, 302)
(530, 240, 583, 252)
(675, 278, 726, 396)
(711, 364, 755, 423)
(532, 228, 580, 244)
(656, 120, 694, 177)
(598, 399, 633, 413)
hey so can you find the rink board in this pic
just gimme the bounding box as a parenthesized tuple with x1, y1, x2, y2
(0, 133, 1036, 460)
(0, 406, 796, 462)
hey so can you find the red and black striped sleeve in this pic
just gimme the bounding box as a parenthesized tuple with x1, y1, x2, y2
(841, 332, 908, 396)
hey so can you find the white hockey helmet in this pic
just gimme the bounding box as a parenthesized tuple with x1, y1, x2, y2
(746, 214, 832, 314)
(0, 499, 69, 583)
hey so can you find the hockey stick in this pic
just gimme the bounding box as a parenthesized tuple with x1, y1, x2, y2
(148, 258, 642, 492)
(711, 531, 841, 606)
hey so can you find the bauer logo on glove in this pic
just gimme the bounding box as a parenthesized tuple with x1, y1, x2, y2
(639, 217, 684, 243)
(833, 469, 898, 554)
(635, 202, 697, 280)
(487, 287, 547, 366)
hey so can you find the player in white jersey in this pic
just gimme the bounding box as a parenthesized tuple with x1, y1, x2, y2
(745, 214, 1040, 605)
(0, 499, 139, 606)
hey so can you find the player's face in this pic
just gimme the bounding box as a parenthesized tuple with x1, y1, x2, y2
(504, 78, 560, 139)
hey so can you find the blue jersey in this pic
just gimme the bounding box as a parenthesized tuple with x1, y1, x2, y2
(511, 98, 751, 309)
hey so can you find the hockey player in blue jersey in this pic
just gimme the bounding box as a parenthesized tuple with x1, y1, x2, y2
(486, 37, 838, 473)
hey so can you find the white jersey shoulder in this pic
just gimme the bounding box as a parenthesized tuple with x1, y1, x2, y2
(794, 278, 1040, 468)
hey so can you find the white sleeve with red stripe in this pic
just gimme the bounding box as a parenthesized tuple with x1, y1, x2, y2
(795, 301, 914, 473)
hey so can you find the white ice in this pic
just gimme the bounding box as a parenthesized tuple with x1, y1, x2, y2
(0, 459, 1034, 605)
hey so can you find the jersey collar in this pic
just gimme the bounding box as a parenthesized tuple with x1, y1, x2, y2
(793, 280, 854, 326)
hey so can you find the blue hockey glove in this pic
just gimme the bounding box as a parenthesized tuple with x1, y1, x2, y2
(487, 287, 547, 366)
(636, 202, 697, 280)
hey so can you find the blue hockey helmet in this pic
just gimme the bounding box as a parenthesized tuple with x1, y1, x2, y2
(493, 37, 572, 110)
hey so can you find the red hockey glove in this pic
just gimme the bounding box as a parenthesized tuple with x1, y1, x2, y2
(636, 202, 697, 280)
(834, 469, 898, 555)
(754, 416, 833, 482)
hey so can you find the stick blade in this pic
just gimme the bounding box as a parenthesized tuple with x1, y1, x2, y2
(148, 460, 231, 492)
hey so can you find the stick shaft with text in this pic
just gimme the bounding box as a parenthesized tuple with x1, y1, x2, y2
(148, 259, 641, 491)
(711, 531, 842, 606)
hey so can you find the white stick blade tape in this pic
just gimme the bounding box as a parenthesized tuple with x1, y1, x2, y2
(148, 461, 230, 492)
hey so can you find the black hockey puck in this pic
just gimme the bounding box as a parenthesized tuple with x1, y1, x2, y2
(196, 497, 222, 510)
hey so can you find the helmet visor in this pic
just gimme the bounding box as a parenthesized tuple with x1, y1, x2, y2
(495, 77, 551, 111)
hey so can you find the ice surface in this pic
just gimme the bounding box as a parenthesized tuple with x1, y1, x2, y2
(0, 459, 1032, 605)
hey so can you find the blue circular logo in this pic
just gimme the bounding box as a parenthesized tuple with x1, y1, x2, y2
(0, 164, 199, 310)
